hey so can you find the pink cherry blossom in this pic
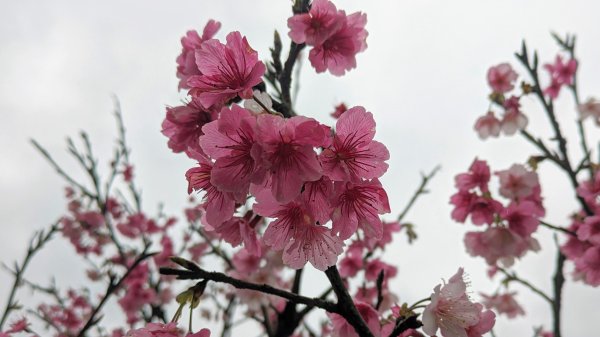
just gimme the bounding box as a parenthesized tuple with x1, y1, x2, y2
(365, 259, 397, 282)
(188, 31, 266, 108)
(320, 106, 389, 182)
(232, 247, 262, 274)
(308, 11, 368, 76)
(574, 246, 600, 286)
(287, 0, 344, 46)
(577, 215, 600, 245)
(454, 159, 491, 192)
(422, 268, 484, 337)
(543, 78, 563, 99)
(577, 171, 600, 211)
(339, 242, 364, 277)
(466, 308, 496, 337)
(469, 196, 503, 226)
(487, 63, 518, 93)
(257, 114, 330, 203)
(496, 164, 539, 200)
(208, 212, 262, 256)
(176, 20, 221, 90)
(578, 98, 600, 125)
(481, 292, 525, 318)
(450, 190, 476, 223)
(331, 179, 391, 240)
(501, 201, 541, 238)
(302, 176, 335, 224)
(186, 157, 240, 227)
(329, 301, 381, 337)
(117, 213, 161, 238)
(199, 105, 265, 194)
(474, 111, 501, 140)
(126, 322, 210, 337)
(283, 222, 344, 271)
(544, 55, 577, 85)
(500, 109, 528, 135)
(161, 100, 217, 155)
(464, 227, 538, 266)
(331, 102, 348, 119)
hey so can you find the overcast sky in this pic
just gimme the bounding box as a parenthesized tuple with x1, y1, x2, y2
(1, 0, 600, 336)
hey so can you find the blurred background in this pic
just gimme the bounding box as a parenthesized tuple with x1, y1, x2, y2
(1, 0, 600, 335)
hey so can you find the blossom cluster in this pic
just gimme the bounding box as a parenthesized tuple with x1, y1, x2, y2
(450, 159, 545, 267)
(287, 0, 368, 76)
(560, 171, 600, 286)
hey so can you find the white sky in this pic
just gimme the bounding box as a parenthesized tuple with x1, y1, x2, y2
(1, 0, 600, 336)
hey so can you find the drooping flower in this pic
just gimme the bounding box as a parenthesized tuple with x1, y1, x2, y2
(500, 99, 528, 135)
(308, 11, 368, 76)
(422, 268, 489, 337)
(454, 159, 491, 193)
(199, 105, 265, 194)
(466, 308, 496, 337)
(496, 164, 539, 200)
(331, 179, 391, 241)
(474, 111, 501, 140)
(320, 106, 389, 182)
(487, 63, 518, 93)
(257, 114, 330, 203)
(464, 227, 539, 266)
(161, 100, 216, 155)
(481, 292, 525, 318)
(574, 246, 600, 286)
(339, 242, 364, 277)
(188, 31, 266, 109)
(176, 20, 221, 89)
(287, 0, 345, 46)
(185, 157, 241, 227)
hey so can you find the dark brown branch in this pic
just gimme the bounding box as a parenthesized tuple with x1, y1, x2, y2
(387, 315, 422, 337)
(160, 267, 337, 313)
(325, 266, 375, 337)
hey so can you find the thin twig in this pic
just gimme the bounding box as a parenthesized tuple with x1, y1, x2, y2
(397, 166, 440, 223)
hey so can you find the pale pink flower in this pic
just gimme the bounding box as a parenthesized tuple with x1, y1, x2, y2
(243, 90, 273, 114)
(186, 157, 241, 227)
(176, 20, 221, 90)
(500, 109, 528, 135)
(496, 164, 539, 200)
(232, 247, 262, 274)
(577, 171, 600, 210)
(308, 11, 368, 76)
(422, 268, 484, 337)
(320, 106, 389, 182)
(331, 179, 391, 240)
(199, 105, 265, 194)
(481, 292, 525, 318)
(577, 215, 600, 245)
(544, 55, 577, 85)
(454, 159, 491, 192)
(329, 301, 381, 337)
(257, 114, 330, 203)
(161, 100, 216, 155)
(188, 31, 266, 108)
(474, 111, 501, 140)
(487, 63, 518, 93)
(578, 98, 600, 124)
(287, 0, 345, 46)
(466, 308, 496, 337)
(501, 201, 541, 238)
(464, 227, 538, 266)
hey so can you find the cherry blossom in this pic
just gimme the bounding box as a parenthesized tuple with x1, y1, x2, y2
(176, 20, 221, 90)
(487, 63, 518, 93)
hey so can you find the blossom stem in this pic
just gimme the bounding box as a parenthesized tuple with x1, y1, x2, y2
(407, 297, 431, 311)
(397, 166, 440, 223)
(0, 221, 59, 330)
(497, 267, 553, 304)
(539, 220, 576, 236)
